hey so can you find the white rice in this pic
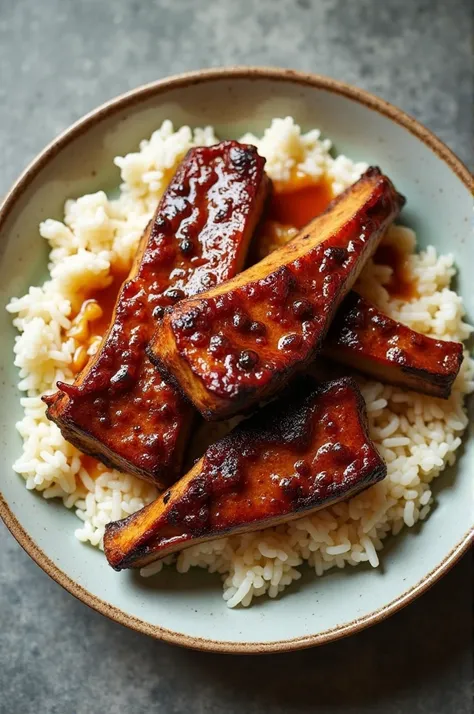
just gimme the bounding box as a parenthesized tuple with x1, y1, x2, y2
(6, 117, 474, 607)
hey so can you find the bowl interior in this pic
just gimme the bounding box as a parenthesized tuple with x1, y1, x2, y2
(1, 72, 472, 650)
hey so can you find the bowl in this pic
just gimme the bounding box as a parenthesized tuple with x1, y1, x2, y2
(1, 67, 472, 653)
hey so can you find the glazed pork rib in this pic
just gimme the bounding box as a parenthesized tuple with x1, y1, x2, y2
(44, 142, 270, 487)
(253, 214, 463, 399)
(149, 167, 405, 420)
(324, 292, 463, 399)
(104, 377, 386, 570)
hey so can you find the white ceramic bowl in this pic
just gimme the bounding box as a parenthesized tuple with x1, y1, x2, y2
(1, 68, 472, 652)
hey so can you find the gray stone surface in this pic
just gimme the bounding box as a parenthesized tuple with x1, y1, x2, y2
(0, 0, 472, 712)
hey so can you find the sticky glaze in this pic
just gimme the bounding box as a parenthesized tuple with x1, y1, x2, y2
(150, 168, 405, 419)
(44, 142, 270, 486)
(324, 292, 464, 398)
(103, 378, 386, 569)
(253, 194, 461, 400)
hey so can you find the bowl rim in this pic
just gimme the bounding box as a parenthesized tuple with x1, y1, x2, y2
(0, 66, 473, 654)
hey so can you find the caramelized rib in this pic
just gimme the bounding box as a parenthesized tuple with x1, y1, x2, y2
(44, 142, 270, 487)
(149, 168, 405, 420)
(253, 209, 463, 399)
(324, 292, 463, 398)
(104, 378, 386, 570)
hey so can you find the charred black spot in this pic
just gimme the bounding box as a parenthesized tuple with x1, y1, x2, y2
(229, 146, 255, 171)
(165, 288, 185, 302)
(152, 305, 165, 319)
(324, 246, 347, 264)
(179, 239, 194, 255)
(292, 299, 314, 320)
(233, 311, 251, 331)
(238, 350, 259, 371)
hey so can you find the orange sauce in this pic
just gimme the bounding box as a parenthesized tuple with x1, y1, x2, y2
(87, 269, 129, 334)
(373, 243, 417, 300)
(253, 178, 335, 261)
(268, 177, 334, 229)
(71, 271, 130, 481)
(79, 453, 104, 480)
(69, 269, 129, 374)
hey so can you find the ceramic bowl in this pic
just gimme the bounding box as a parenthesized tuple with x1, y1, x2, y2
(1, 67, 472, 653)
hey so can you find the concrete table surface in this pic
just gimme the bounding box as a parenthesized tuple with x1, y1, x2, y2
(0, 1, 472, 712)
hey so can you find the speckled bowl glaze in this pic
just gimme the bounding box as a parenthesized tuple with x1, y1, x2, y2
(0, 68, 472, 653)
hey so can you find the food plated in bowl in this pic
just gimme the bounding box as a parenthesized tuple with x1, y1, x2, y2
(1, 68, 473, 652)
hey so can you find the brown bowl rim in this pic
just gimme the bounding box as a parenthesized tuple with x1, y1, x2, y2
(0, 66, 473, 654)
